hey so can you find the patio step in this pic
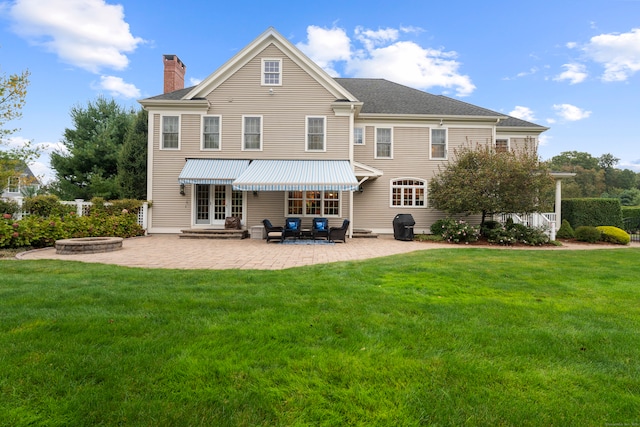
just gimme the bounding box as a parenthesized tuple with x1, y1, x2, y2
(179, 229, 248, 239)
(352, 228, 378, 238)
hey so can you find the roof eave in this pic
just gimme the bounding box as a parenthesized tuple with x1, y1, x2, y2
(138, 99, 210, 111)
(356, 113, 507, 122)
(497, 125, 550, 133)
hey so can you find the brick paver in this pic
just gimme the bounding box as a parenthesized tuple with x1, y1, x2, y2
(17, 234, 639, 270)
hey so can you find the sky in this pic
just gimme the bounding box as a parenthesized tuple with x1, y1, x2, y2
(1, 0, 639, 183)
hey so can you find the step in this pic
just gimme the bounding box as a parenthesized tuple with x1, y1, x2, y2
(179, 229, 248, 239)
(352, 229, 378, 238)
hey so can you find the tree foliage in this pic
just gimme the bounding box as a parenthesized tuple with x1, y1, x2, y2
(117, 109, 148, 199)
(0, 66, 39, 192)
(50, 97, 135, 200)
(429, 142, 554, 225)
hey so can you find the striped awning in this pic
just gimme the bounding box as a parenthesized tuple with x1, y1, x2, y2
(178, 159, 250, 185)
(233, 160, 359, 191)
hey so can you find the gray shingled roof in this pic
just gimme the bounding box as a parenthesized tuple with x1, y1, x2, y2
(142, 79, 545, 129)
(336, 78, 545, 129)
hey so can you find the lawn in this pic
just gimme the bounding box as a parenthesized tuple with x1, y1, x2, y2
(1, 248, 639, 426)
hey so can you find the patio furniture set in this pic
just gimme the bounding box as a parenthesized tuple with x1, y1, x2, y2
(262, 218, 350, 243)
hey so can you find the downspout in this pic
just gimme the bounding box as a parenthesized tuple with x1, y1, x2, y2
(349, 104, 354, 238)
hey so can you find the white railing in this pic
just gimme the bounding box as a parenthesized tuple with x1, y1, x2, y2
(496, 212, 557, 240)
(10, 198, 148, 230)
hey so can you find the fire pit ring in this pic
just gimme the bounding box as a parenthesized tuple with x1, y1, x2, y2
(55, 237, 124, 255)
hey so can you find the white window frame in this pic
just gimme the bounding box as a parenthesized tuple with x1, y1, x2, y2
(495, 138, 510, 153)
(375, 127, 393, 159)
(390, 178, 427, 208)
(242, 115, 263, 151)
(201, 115, 222, 150)
(430, 128, 448, 160)
(353, 126, 365, 145)
(161, 115, 180, 150)
(305, 116, 326, 152)
(285, 191, 342, 217)
(7, 176, 20, 193)
(261, 58, 282, 86)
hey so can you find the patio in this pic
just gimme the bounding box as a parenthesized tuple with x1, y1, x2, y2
(16, 234, 638, 270)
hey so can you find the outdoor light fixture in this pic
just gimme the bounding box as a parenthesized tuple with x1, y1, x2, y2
(180, 183, 185, 195)
(253, 191, 259, 196)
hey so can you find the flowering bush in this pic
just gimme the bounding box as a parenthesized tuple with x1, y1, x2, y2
(485, 225, 517, 245)
(441, 220, 480, 243)
(0, 210, 145, 248)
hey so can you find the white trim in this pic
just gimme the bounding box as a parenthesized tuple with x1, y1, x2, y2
(390, 177, 427, 208)
(160, 114, 180, 150)
(305, 115, 326, 152)
(201, 115, 222, 151)
(374, 127, 393, 159)
(261, 58, 282, 86)
(242, 115, 263, 151)
(429, 127, 448, 160)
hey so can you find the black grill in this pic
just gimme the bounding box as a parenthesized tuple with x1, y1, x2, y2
(393, 214, 415, 241)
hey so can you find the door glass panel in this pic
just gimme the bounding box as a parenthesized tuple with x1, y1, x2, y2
(231, 190, 243, 220)
(214, 185, 226, 220)
(195, 184, 210, 224)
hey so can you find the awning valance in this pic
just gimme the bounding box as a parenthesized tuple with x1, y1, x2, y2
(233, 160, 359, 191)
(178, 159, 250, 185)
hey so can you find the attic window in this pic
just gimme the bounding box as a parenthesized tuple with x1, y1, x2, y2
(262, 59, 281, 85)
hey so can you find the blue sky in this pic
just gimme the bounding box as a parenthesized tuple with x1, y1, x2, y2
(1, 0, 639, 183)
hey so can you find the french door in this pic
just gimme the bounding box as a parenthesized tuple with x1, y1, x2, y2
(194, 184, 244, 226)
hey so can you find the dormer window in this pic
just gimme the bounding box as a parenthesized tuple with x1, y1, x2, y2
(262, 59, 281, 85)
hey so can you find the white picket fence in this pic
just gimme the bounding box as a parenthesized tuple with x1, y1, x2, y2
(496, 212, 557, 240)
(10, 197, 148, 230)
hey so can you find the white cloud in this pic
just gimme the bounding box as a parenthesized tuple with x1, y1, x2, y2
(554, 63, 588, 84)
(189, 77, 203, 86)
(509, 106, 536, 122)
(296, 26, 351, 76)
(92, 76, 141, 98)
(583, 28, 640, 82)
(553, 104, 592, 121)
(297, 25, 475, 97)
(7, 0, 144, 73)
(538, 134, 550, 147)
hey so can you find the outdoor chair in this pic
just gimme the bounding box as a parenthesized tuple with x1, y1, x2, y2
(283, 217, 302, 240)
(328, 219, 350, 243)
(312, 217, 329, 240)
(262, 219, 284, 243)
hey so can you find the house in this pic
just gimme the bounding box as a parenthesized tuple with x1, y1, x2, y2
(1, 163, 40, 201)
(138, 28, 547, 236)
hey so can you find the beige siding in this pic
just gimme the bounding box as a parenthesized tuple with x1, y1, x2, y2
(353, 124, 493, 233)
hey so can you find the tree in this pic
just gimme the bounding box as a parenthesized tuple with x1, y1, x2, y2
(1, 66, 39, 192)
(548, 151, 600, 171)
(117, 109, 148, 199)
(429, 142, 554, 226)
(50, 97, 135, 200)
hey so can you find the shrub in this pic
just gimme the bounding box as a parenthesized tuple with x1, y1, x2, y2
(575, 226, 601, 243)
(480, 220, 501, 237)
(509, 223, 550, 246)
(0, 199, 20, 216)
(430, 218, 457, 237)
(556, 219, 575, 239)
(562, 198, 623, 228)
(441, 220, 480, 244)
(23, 195, 74, 218)
(597, 226, 630, 245)
(485, 224, 516, 245)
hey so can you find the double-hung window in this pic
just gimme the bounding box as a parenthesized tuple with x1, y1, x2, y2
(286, 191, 340, 217)
(495, 139, 509, 153)
(375, 127, 392, 158)
(202, 116, 221, 150)
(262, 59, 281, 85)
(306, 116, 325, 151)
(7, 176, 20, 193)
(353, 127, 364, 145)
(162, 116, 179, 149)
(243, 116, 262, 150)
(391, 178, 426, 207)
(431, 128, 447, 159)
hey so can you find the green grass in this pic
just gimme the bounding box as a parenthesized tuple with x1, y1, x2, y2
(1, 249, 639, 426)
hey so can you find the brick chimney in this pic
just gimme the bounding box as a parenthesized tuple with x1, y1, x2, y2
(163, 54, 186, 93)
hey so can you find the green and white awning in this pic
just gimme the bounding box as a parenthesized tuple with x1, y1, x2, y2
(233, 160, 359, 191)
(178, 159, 250, 185)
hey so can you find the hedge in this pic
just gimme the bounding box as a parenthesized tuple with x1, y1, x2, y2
(561, 198, 623, 228)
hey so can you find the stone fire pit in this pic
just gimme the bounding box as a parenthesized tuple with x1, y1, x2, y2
(55, 237, 124, 254)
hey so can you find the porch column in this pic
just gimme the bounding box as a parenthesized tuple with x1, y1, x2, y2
(555, 178, 562, 231)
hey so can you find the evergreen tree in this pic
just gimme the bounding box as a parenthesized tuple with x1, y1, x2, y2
(117, 109, 148, 199)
